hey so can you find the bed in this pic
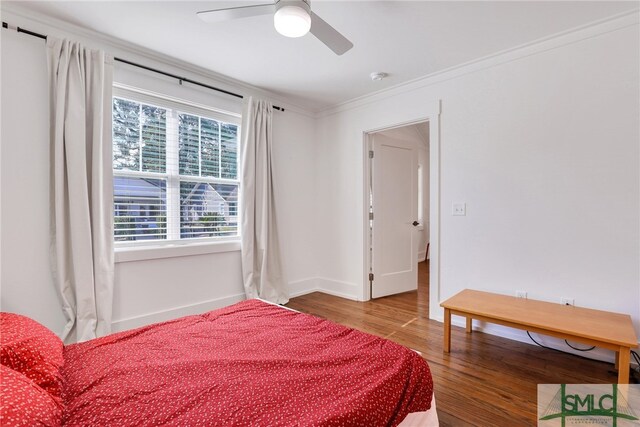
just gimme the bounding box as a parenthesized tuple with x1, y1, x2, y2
(1, 299, 436, 426)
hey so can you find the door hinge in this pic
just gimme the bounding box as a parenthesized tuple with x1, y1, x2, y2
(369, 150, 374, 159)
(369, 212, 374, 220)
(368, 273, 374, 282)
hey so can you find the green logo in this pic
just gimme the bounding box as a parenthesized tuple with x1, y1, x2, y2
(539, 384, 639, 426)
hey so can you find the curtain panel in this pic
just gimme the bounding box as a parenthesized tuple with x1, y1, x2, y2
(47, 37, 114, 343)
(240, 98, 288, 304)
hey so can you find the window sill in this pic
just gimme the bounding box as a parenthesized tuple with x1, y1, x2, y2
(114, 240, 241, 263)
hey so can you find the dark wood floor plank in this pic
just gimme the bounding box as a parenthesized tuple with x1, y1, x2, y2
(286, 261, 618, 425)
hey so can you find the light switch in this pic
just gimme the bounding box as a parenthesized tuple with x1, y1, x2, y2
(452, 203, 466, 216)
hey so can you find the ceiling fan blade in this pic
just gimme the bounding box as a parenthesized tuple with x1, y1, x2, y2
(197, 3, 275, 23)
(309, 12, 353, 56)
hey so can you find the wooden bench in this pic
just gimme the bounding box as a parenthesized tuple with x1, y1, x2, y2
(440, 289, 638, 384)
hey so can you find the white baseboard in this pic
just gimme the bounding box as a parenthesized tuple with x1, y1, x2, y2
(418, 251, 426, 262)
(111, 293, 246, 332)
(288, 278, 319, 298)
(288, 276, 360, 301)
(315, 277, 360, 301)
(112, 277, 358, 334)
(287, 277, 360, 301)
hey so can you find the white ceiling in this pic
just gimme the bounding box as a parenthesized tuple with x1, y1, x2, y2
(8, 1, 638, 112)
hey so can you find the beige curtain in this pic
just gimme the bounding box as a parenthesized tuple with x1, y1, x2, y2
(47, 37, 114, 343)
(240, 98, 288, 304)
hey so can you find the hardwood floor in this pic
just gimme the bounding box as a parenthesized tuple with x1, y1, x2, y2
(286, 261, 620, 426)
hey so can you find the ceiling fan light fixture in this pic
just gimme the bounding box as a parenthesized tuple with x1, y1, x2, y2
(274, 4, 311, 38)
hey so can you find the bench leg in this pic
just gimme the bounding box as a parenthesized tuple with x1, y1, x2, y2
(618, 347, 630, 384)
(466, 317, 472, 333)
(444, 308, 451, 353)
(615, 351, 620, 370)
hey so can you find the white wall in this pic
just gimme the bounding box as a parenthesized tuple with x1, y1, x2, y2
(1, 6, 638, 366)
(315, 16, 640, 360)
(272, 110, 319, 297)
(0, 30, 66, 332)
(0, 8, 318, 336)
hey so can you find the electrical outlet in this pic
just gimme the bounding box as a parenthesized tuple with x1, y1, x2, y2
(561, 298, 574, 306)
(516, 291, 527, 299)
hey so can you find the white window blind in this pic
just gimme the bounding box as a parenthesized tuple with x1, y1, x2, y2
(112, 89, 240, 245)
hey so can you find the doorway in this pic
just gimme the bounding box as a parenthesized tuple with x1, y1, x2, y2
(366, 121, 430, 299)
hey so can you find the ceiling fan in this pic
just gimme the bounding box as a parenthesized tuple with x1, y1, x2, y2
(197, 0, 354, 55)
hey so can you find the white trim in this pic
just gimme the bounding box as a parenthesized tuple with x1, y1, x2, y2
(166, 109, 181, 240)
(112, 89, 241, 249)
(114, 84, 242, 124)
(111, 293, 246, 332)
(362, 133, 373, 301)
(288, 289, 320, 298)
(318, 9, 639, 117)
(364, 117, 433, 136)
(287, 278, 362, 300)
(362, 116, 435, 302)
(288, 278, 319, 298)
(115, 240, 241, 263)
(427, 101, 442, 322)
(315, 278, 361, 301)
(362, 101, 441, 316)
(3, 5, 635, 117)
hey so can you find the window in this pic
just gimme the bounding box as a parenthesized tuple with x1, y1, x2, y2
(112, 90, 240, 245)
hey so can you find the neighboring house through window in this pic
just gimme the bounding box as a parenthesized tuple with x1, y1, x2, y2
(112, 88, 241, 245)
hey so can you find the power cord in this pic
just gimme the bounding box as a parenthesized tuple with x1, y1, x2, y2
(528, 332, 640, 383)
(631, 351, 640, 383)
(564, 340, 596, 352)
(526, 331, 597, 362)
(632, 350, 640, 368)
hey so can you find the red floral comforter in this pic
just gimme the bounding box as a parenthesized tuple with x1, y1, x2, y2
(62, 299, 433, 426)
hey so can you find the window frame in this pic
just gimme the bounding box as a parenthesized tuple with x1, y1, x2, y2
(112, 85, 242, 252)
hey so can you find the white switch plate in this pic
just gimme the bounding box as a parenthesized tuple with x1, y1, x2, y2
(452, 203, 466, 216)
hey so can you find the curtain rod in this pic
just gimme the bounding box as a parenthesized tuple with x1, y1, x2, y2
(2, 21, 285, 112)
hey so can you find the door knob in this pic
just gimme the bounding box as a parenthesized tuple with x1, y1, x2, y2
(412, 221, 419, 226)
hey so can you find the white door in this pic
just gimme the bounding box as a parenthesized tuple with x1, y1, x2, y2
(371, 133, 419, 298)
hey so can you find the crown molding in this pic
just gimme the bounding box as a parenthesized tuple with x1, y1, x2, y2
(0, 3, 315, 118)
(317, 8, 640, 118)
(2, 4, 637, 119)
